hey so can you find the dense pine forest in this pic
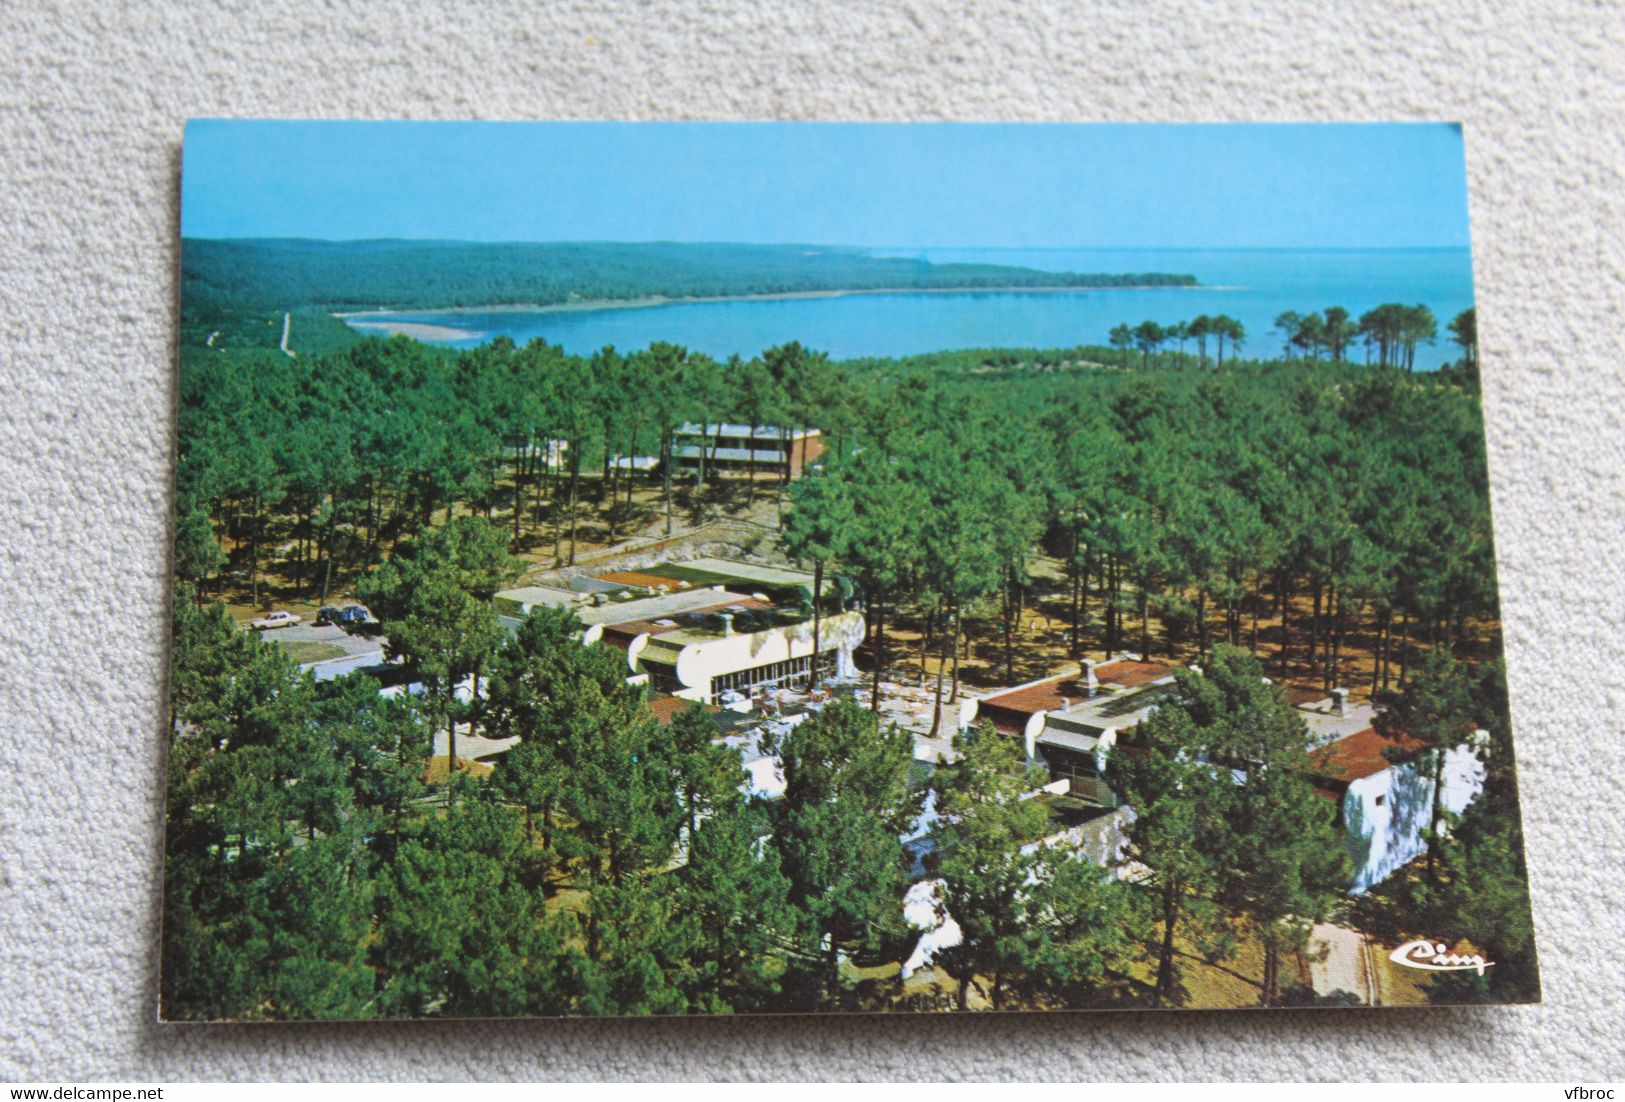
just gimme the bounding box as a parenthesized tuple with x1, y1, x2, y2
(181, 238, 1198, 313)
(165, 298, 1537, 1018)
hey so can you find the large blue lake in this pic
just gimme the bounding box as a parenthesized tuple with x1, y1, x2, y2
(349, 248, 1475, 370)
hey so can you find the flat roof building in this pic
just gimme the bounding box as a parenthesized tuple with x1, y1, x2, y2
(672, 423, 825, 480)
(494, 582, 747, 624)
(973, 657, 1174, 737)
(1306, 723, 1486, 893)
(497, 559, 865, 706)
(635, 557, 842, 602)
(596, 595, 775, 650)
(974, 657, 1488, 895)
(633, 609, 865, 704)
(490, 585, 581, 618)
(966, 657, 1177, 808)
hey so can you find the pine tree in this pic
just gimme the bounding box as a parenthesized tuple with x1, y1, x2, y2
(666, 701, 748, 845)
(1374, 646, 1474, 885)
(1422, 795, 1540, 1004)
(484, 605, 595, 877)
(355, 516, 519, 792)
(930, 723, 1139, 1010)
(769, 697, 921, 1006)
(1105, 667, 1236, 1007)
(1016, 847, 1142, 1008)
(572, 877, 698, 1016)
(826, 447, 926, 711)
(373, 795, 576, 1017)
(549, 658, 683, 889)
(1157, 645, 1348, 1005)
(784, 467, 854, 687)
(931, 723, 1052, 1009)
(173, 495, 227, 597)
(1373, 658, 1539, 1004)
(675, 801, 794, 1012)
(249, 830, 377, 1019)
(163, 588, 382, 1020)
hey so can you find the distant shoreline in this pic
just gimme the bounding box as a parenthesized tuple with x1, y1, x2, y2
(332, 282, 1224, 331)
(344, 319, 488, 341)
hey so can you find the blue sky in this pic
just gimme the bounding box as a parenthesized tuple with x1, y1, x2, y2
(181, 121, 1470, 249)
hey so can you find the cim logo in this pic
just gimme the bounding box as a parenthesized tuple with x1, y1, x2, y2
(1389, 938, 1493, 976)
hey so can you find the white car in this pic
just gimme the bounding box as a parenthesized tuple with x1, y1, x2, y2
(248, 610, 302, 630)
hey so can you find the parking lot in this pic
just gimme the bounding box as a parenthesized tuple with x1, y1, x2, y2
(255, 620, 386, 679)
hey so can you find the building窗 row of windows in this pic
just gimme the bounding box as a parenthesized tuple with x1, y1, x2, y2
(711, 655, 813, 697)
(676, 435, 795, 452)
(671, 424, 826, 478)
(645, 655, 813, 700)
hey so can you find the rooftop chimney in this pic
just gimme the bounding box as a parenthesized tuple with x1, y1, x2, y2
(1332, 687, 1349, 716)
(1082, 658, 1099, 698)
(720, 613, 735, 636)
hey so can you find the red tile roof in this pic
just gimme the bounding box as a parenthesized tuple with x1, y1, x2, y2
(1093, 659, 1175, 689)
(593, 570, 689, 591)
(978, 660, 1176, 733)
(980, 675, 1090, 728)
(1309, 727, 1428, 786)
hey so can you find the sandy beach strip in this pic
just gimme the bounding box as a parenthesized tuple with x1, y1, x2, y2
(331, 281, 1214, 325)
(345, 319, 484, 341)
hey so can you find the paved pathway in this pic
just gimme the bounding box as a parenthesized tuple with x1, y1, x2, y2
(259, 621, 386, 680)
(851, 679, 962, 762)
(432, 730, 519, 761)
(269, 621, 381, 656)
(1308, 922, 1375, 1005)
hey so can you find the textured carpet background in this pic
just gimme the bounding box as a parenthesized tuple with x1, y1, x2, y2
(2, 0, 1622, 1082)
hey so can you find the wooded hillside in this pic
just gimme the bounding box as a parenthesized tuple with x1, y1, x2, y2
(181, 238, 1198, 312)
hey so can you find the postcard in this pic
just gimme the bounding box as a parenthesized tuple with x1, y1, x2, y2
(164, 120, 1536, 1019)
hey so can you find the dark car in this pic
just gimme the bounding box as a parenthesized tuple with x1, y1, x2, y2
(316, 604, 372, 627)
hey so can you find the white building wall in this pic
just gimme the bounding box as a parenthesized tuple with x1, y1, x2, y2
(669, 610, 866, 700)
(1343, 743, 1487, 894)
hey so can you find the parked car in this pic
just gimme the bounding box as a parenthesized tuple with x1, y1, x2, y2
(317, 604, 374, 629)
(248, 610, 301, 630)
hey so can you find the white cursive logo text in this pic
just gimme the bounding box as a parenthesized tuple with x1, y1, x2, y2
(1389, 938, 1493, 975)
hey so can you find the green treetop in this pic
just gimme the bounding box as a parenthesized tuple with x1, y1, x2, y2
(769, 696, 921, 1006)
